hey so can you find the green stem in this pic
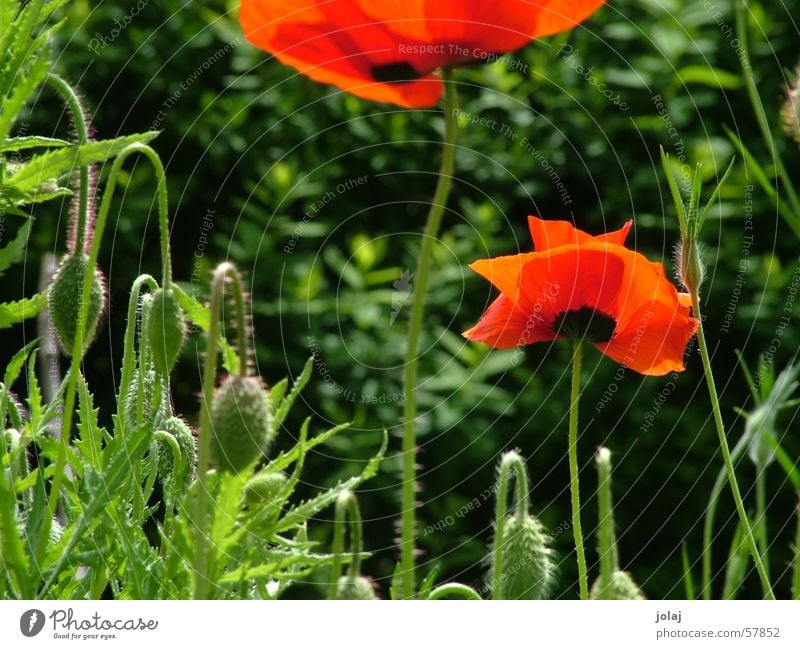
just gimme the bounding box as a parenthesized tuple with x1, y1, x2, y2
(735, 1, 800, 228)
(755, 468, 770, 578)
(45, 143, 169, 549)
(491, 451, 529, 599)
(792, 496, 800, 600)
(193, 262, 242, 599)
(400, 68, 458, 599)
(427, 583, 482, 600)
(596, 447, 617, 600)
(568, 339, 589, 600)
(328, 490, 364, 599)
(691, 293, 775, 599)
(46, 74, 90, 252)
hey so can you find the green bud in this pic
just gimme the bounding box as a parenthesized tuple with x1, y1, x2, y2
(124, 368, 170, 430)
(244, 471, 287, 507)
(677, 238, 704, 295)
(335, 575, 377, 600)
(210, 375, 275, 473)
(157, 416, 197, 489)
(488, 514, 554, 600)
(782, 65, 800, 145)
(590, 570, 646, 600)
(147, 288, 186, 375)
(48, 253, 106, 355)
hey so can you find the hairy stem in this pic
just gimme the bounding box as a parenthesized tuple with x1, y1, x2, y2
(492, 451, 529, 599)
(569, 339, 589, 600)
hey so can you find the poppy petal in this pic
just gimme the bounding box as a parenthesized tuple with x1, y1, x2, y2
(528, 216, 632, 251)
(469, 252, 538, 302)
(533, 0, 608, 38)
(463, 294, 553, 349)
(516, 246, 626, 329)
(239, 0, 444, 107)
(596, 301, 698, 376)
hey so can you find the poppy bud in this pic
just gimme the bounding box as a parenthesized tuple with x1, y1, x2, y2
(244, 471, 287, 507)
(488, 514, 554, 600)
(48, 253, 106, 355)
(210, 375, 275, 473)
(157, 416, 197, 488)
(590, 570, 646, 600)
(147, 288, 186, 375)
(676, 238, 704, 295)
(782, 65, 800, 145)
(124, 368, 170, 431)
(335, 575, 377, 600)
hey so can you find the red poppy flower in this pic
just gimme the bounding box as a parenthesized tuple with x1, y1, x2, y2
(463, 217, 698, 376)
(239, 0, 607, 107)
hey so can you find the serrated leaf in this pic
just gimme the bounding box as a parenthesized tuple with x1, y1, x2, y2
(0, 219, 30, 278)
(274, 356, 314, 426)
(6, 132, 159, 194)
(0, 136, 70, 153)
(0, 292, 46, 329)
(3, 338, 38, 386)
(75, 373, 104, 468)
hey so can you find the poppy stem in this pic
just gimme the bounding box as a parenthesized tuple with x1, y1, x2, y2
(690, 293, 776, 599)
(400, 69, 458, 599)
(568, 339, 589, 600)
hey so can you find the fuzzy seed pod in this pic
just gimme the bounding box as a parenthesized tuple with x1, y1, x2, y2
(782, 65, 800, 145)
(335, 575, 377, 600)
(590, 570, 646, 600)
(48, 253, 106, 355)
(157, 416, 197, 489)
(488, 514, 554, 600)
(244, 471, 287, 507)
(123, 368, 170, 431)
(147, 288, 186, 375)
(210, 375, 274, 473)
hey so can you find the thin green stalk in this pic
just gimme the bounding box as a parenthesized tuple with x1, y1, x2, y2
(735, 1, 800, 228)
(596, 447, 617, 600)
(691, 293, 775, 599)
(569, 339, 589, 600)
(328, 490, 364, 599)
(46, 74, 90, 252)
(400, 68, 458, 599)
(192, 262, 246, 599)
(491, 451, 529, 599)
(755, 468, 770, 578)
(792, 496, 800, 599)
(44, 143, 170, 551)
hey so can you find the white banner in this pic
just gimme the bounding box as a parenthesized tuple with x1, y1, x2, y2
(1, 600, 798, 648)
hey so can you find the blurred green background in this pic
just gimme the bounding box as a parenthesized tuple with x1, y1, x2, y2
(7, 0, 800, 598)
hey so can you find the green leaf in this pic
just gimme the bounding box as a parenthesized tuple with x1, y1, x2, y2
(75, 374, 105, 469)
(3, 339, 38, 386)
(0, 292, 46, 329)
(274, 356, 314, 426)
(0, 136, 70, 153)
(0, 219, 31, 279)
(6, 132, 159, 195)
(674, 65, 742, 89)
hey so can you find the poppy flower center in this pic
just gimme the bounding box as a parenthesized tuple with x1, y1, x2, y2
(552, 306, 616, 343)
(371, 62, 422, 84)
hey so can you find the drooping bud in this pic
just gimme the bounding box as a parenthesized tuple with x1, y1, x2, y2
(210, 375, 274, 473)
(147, 287, 186, 375)
(48, 253, 106, 355)
(244, 471, 287, 507)
(123, 367, 170, 431)
(335, 575, 377, 600)
(590, 570, 646, 600)
(488, 513, 554, 599)
(782, 65, 800, 145)
(157, 416, 197, 489)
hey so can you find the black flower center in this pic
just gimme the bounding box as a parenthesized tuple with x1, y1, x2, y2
(370, 62, 422, 84)
(552, 306, 616, 343)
